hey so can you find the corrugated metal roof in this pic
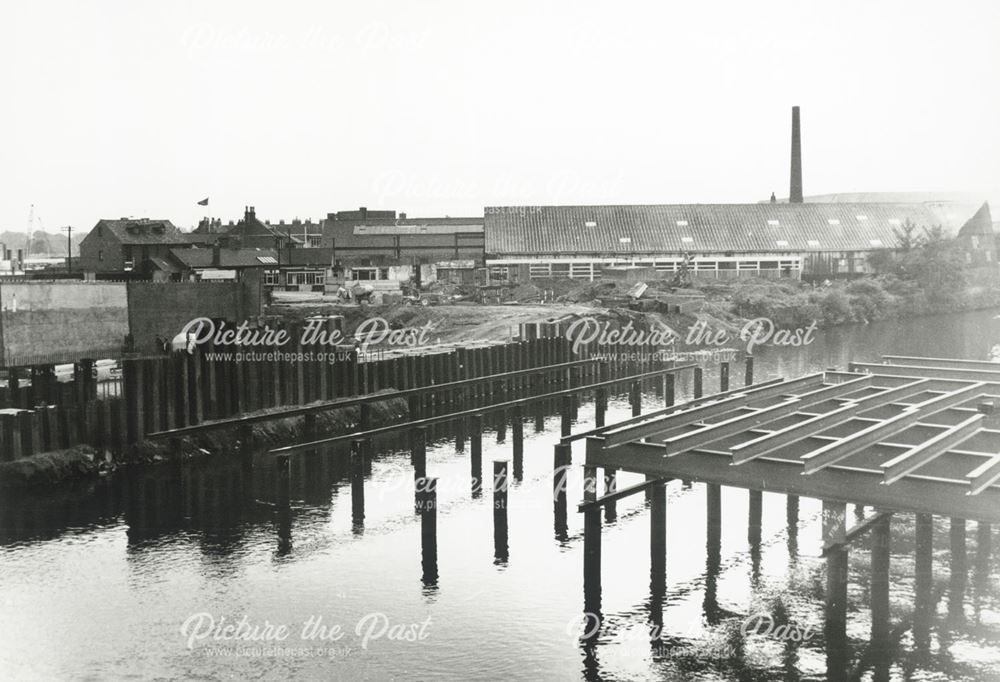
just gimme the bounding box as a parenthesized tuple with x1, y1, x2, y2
(484, 203, 985, 256)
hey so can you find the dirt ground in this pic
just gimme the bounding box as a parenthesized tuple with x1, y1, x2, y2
(269, 297, 602, 346)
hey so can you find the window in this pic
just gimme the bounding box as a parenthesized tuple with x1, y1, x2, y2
(681, 237, 694, 244)
(585, 221, 597, 228)
(307, 236, 323, 247)
(353, 267, 378, 280)
(263, 270, 280, 285)
(618, 237, 631, 243)
(767, 219, 779, 226)
(529, 264, 551, 279)
(828, 219, 840, 225)
(676, 220, 688, 226)
(287, 271, 326, 285)
(98, 250, 104, 261)
(972, 236, 980, 249)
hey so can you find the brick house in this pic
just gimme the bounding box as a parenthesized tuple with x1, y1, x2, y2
(77, 218, 206, 273)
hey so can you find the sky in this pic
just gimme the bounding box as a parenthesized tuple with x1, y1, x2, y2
(2, 0, 999, 232)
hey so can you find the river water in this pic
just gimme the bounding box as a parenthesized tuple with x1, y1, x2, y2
(2, 309, 1000, 681)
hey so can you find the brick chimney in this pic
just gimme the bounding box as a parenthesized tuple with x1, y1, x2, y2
(212, 242, 221, 267)
(789, 106, 803, 204)
(359, 206, 368, 221)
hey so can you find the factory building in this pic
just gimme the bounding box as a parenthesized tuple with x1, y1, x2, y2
(484, 108, 993, 282)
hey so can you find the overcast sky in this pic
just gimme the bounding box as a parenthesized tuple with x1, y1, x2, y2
(3, 0, 999, 232)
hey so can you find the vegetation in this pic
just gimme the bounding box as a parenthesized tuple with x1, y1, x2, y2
(694, 227, 1000, 328)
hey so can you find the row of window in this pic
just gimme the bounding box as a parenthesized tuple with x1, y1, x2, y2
(263, 270, 326, 286)
(505, 258, 803, 281)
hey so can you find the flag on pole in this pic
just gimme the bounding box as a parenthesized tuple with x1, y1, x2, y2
(197, 197, 209, 206)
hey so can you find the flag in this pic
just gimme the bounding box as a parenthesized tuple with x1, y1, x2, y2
(197, 197, 209, 206)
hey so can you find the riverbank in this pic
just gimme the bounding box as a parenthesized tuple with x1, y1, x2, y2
(267, 270, 1000, 353)
(0, 391, 409, 488)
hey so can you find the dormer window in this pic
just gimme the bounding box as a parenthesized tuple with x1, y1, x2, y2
(681, 237, 694, 243)
(585, 221, 597, 228)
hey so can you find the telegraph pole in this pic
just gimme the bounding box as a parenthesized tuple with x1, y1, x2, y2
(61, 225, 73, 273)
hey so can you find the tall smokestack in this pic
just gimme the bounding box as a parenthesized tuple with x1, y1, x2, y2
(789, 106, 803, 204)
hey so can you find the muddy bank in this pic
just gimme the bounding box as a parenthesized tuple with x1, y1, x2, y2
(0, 446, 109, 488)
(1, 390, 409, 488)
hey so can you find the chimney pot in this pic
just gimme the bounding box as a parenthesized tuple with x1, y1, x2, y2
(359, 206, 368, 221)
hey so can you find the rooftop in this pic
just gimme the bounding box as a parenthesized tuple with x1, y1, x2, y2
(485, 202, 990, 256)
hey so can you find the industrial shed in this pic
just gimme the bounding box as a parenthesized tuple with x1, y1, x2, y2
(484, 201, 992, 281)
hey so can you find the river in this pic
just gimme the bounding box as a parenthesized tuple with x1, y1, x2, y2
(2, 309, 1000, 680)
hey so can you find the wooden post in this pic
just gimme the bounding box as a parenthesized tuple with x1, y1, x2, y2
(694, 366, 703, 399)
(553, 443, 570, 541)
(2, 413, 22, 461)
(949, 517, 967, 622)
(493, 460, 509, 564)
(914, 513, 934, 650)
(745, 355, 754, 387)
(560, 394, 573, 437)
(417, 476, 438, 586)
(870, 514, 891, 647)
(720, 361, 730, 393)
(823, 500, 848, 682)
(471, 413, 483, 497)
(189, 347, 203, 425)
(662, 373, 674, 408)
(512, 405, 524, 481)
(603, 469, 617, 522)
(976, 522, 992, 591)
(583, 494, 602, 617)
(748, 489, 762, 581)
(650, 481, 666, 598)
(122, 356, 143, 445)
(630, 380, 641, 417)
(706, 483, 721, 561)
(275, 453, 292, 553)
(595, 387, 607, 428)
(350, 439, 366, 532)
(19, 410, 37, 456)
(411, 426, 426, 480)
(787, 495, 800, 557)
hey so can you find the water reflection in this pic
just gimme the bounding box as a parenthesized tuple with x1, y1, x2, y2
(2, 310, 1000, 680)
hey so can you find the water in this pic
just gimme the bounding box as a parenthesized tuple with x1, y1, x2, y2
(3, 309, 1000, 680)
